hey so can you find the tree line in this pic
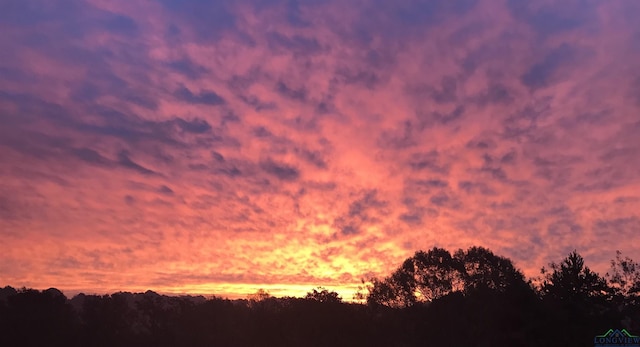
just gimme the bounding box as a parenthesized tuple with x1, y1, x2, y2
(1, 247, 639, 346)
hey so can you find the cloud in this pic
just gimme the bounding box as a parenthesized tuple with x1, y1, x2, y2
(156, 0, 237, 41)
(477, 84, 514, 106)
(378, 120, 418, 150)
(506, 0, 595, 37)
(458, 181, 495, 196)
(521, 44, 579, 90)
(267, 32, 323, 55)
(71, 148, 111, 166)
(252, 126, 273, 138)
(1, 0, 639, 299)
(408, 151, 448, 174)
(167, 59, 209, 79)
(157, 185, 175, 196)
(117, 151, 157, 176)
(294, 148, 328, 169)
(594, 217, 640, 232)
(173, 118, 213, 134)
(276, 81, 307, 101)
(429, 193, 450, 207)
(260, 159, 301, 181)
(432, 105, 466, 125)
(431, 76, 459, 104)
(333, 190, 388, 236)
(416, 179, 449, 189)
(399, 213, 423, 226)
(102, 13, 138, 36)
(174, 86, 226, 105)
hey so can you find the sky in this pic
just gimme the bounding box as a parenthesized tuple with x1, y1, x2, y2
(1, 0, 639, 299)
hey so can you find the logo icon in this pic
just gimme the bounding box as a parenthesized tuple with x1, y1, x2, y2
(594, 329, 640, 347)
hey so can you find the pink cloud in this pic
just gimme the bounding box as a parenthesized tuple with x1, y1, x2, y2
(0, 0, 639, 299)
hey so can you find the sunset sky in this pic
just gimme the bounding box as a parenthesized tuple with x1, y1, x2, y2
(1, 0, 639, 299)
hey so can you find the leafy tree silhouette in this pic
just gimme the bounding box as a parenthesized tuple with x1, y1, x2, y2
(412, 247, 465, 301)
(79, 293, 139, 346)
(0, 247, 635, 347)
(454, 246, 527, 294)
(365, 248, 461, 307)
(606, 250, 640, 332)
(366, 246, 528, 307)
(0, 287, 77, 347)
(247, 288, 271, 303)
(607, 250, 640, 302)
(362, 247, 542, 346)
(305, 287, 342, 303)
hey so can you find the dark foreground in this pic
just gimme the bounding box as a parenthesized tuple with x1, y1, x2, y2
(2, 248, 639, 346)
(0, 285, 638, 347)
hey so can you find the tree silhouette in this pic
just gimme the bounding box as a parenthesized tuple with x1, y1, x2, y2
(365, 276, 411, 308)
(366, 246, 527, 307)
(0, 287, 78, 346)
(305, 287, 342, 304)
(537, 250, 618, 345)
(412, 247, 464, 301)
(366, 248, 461, 307)
(0, 247, 634, 347)
(454, 246, 527, 294)
(79, 293, 139, 346)
(607, 250, 640, 302)
(248, 288, 271, 302)
(606, 251, 640, 332)
(540, 250, 610, 303)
